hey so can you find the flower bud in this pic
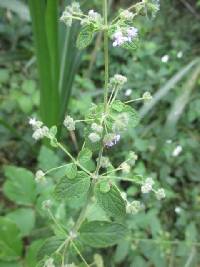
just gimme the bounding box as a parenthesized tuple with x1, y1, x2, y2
(88, 132, 101, 143)
(63, 115, 76, 131)
(35, 170, 45, 183)
(143, 91, 153, 102)
(156, 188, 166, 200)
(42, 199, 52, 210)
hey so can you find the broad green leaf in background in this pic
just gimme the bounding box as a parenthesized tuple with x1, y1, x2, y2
(25, 240, 44, 267)
(0, 262, 22, 267)
(37, 237, 65, 261)
(54, 171, 90, 201)
(38, 146, 61, 170)
(79, 221, 128, 248)
(0, 217, 23, 261)
(76, 25, 96, 50)
(95, 183, 126, 220)
(3, 166, 36, 205)
(6, 208, 35, 237)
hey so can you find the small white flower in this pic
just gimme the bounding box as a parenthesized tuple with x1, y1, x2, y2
(29, 117, 43, 130)
(35, 170, 45, 183)
(156, 188, 166, 200)
(91, 123, 103, 134)
(32, 126, 49, 141)
(126, 200, 142, 214)
(177, 51, 183, 58)
(42, 199, 52, 210)
(161, 55, 169, 63)
(88, 10, 102, 22)
(120, 10, 134, 20)
(63, 115, 75, 131)
(110, 74, 127, 85)
(145, 177, 154, 186)
(143, 91, 153, 102)
(166, 139, 172, 144)
(141, 183, 152, 194)
(175, 206, 181, 214)
(125, 88, 132, 97)
(120, 162, 131, 174)
(88, 132, 101, 143)
(172, 145, 182, 157)
(44, 258, 55, 267)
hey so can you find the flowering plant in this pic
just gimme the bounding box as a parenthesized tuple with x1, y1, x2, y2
(30, 1, 165, 266)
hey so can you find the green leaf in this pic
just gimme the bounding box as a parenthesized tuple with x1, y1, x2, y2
(79, 221, 128, 248)
(65, 163, 77, 179)
(54, 171, 90, 201)
(95, 183, 126, 220)
(0, 262, 22, 267)
(38, 146, 60, 170)
(76, 25, 95, 50)
(0, 217, 23, 261)
(6, 208, 35, 237)
(122, 38, 139, 51)
(3, 166, 36, 205)
(99, 180, 111, 193)
(37, 237, 65, 260)
(78, 148, 92, 165)
(25, 240, 44, 267)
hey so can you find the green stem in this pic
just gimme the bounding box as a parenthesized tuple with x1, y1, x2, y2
(103, 0, 109, 112)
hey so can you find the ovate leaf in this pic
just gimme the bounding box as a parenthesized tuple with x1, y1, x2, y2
(54, 171, 90, 201)
(79, 221, 128, 248)
(122, 38, 140, 51)
(0, 217, 23, 261)
(65, 163, 77, 179)
(37, 237, 65, 260)
(95, 183, 126, 220)
(3, 166, 36, 205)
(6, 208, 35, 237)
(76, 25, 95, 50)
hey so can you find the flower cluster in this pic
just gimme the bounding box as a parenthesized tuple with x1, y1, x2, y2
(141, 177, 154, 193)
(109, 74, 127, 87)
(60, 2, 82, 27)
(63, 115, 76, 131)
(112, 27, 138, 47)
(29, 118, 49, 140)
(88, 123, 103, 143)
(143, 91, 153, 102)
(103, 133, 120, 148)
(35, 170, 45, 183)
(81, 10, 103, 26)
(126, 200, 144, 214)
(120, 10, 135, 21)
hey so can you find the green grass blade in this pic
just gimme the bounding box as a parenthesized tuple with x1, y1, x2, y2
(139, 58, 200, 119)
(28, 0, 59, 127)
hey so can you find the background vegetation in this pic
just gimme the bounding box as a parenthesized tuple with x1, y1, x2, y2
(0, 0, 200, 266)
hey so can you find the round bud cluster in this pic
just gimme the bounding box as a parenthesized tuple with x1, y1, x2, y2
(112, 112, 129, 133)
(120, 10, 135, 21)
(29, 118, 49, 141)
(88, 132, 101, 143)
(112, 27, 138, 47)
(35, 170, 46, 183)
(42, 199, 52, 210)
(143, 91, 153, 102)
(103, 133, 120, 148)
(110, 74, 128, 86)
(63, 115, 76, 131)
(60, 2, 82, 27)
(120, 162, 131, 174)
(91, 123, 103, 133)
(155, 188, 166, 200)
(44, 258, 55, 267)
(81, 10, 103, 26)
(97, 156, 110, 168)
(126, 200, 143, 214)
(128, 151, 138, 166)
(141, 177, 154, 194)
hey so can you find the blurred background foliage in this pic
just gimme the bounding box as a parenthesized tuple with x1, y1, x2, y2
(0, 0, 200, 266)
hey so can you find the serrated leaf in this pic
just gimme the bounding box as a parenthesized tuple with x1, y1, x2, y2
(76, 25, 95, 50)
(3, 166, 36, 205)
(79, 221, 128, 248)
(99, 180, 111, 193)
(122, 38, 139, 51)
(65, 163, 77, 179)
(78, 148, 92, 165)
(37, 237, 65, 260)
(54, 171, 90, 201)
(95, 183, 126, 220)
(0, 217, 23, 261)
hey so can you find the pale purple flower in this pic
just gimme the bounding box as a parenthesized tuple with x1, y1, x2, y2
(126, 27, 138, 42)
(112, 27, 138, 47)
(112, 31, 128, 47)
(104, 134, 121, 148)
